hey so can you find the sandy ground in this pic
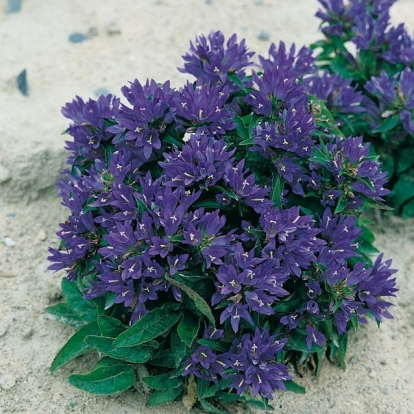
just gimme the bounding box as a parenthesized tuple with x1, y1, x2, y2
(1, 1, 414, 413)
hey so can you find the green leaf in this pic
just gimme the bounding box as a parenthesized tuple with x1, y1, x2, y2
(94, 357, 126, 369)
(50, 322, 100, 373)
(390, 173, 414, 211)
(233, 113, 249, 141)
(45, 303, 85, 328)
(85, 335, 153, 363)
(396, 149, 414, 174)
(199, 398, 229, 414)
(338, 334, 348, 370)
(196, 339, 230, 353)
(97, 316, 127, 338)
(371, 115, 399, 134)
(69, 364, 135, 394)
(142, 372, 183, 390)
(285, 380, 306, 394)
(402, 198, 414, 218)
(227, 73, 247, 92)
(113, 303, 181, 348)
(148, 348, 177, 369)
(271, 173, 283, 209)
(178, 312, 200, 347)
(61, 278, 100, 323)
(242, 394, 274, 410)
(288, 334, 323, 353)
(192, 200, 223, 209)
(334, 196, 348, 214)
(171, 330, 192, 367)
(165, 276, 215, 325)
(146, 386, 183, 406)
(213, 185, 239, 201)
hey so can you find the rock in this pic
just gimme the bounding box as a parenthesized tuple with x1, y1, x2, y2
(16, 69, 28, 96)
(3, 237, 16, 247)
(6, 0, 23, 14)
(94, 88, 111, 97)
(258, 31, 270, 41)
(38, 230, 47, 242)
(0, 373, 16, 391)
(0, 320, 9, 338)
(0, 164, 11, 183)
(68, 32, 88, 43)
(105, 22, 121, 36)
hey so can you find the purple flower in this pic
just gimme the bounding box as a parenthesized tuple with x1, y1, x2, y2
(307, 72, 364, 114)
(109, 79, 174, 158)
(222, 328, 291, 399)
(182, 346, 226, 383)
(220, 303, 253, 333)
(160, 134, 235, 188)
(306, 324, 327, 349)
(61, 94, 120, 163)
(179, 31, 254, 90)
(173, 81, 236, 135)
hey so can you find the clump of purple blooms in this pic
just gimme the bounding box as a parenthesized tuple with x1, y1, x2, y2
(313, 0, 414, 217)
(48, 26, 397, 411)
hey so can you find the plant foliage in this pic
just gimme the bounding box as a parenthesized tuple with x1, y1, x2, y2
(47, 24, 398, 413)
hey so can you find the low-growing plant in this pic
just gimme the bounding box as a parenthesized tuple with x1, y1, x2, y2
(47, 29, 397, 413)
(311, 0, 414, 217)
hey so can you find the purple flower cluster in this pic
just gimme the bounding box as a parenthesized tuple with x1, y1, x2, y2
(365, 68, 414, 134)
(316, 0, 414, 66)
(50, 30, 398, 404)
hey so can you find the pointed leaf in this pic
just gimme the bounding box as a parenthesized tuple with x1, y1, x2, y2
(178, 312, 201, 347)
(97, 316, 127, 338)
(165, 276, 215, 325)
(61, 278, 100, 322)
(146, 386, 183, 406)
(69, 364, 136, 394)
(85, 335, 153, 363)
(285, 380, 306, 394)
(113, 303, 181, 348)
(45, 302, 84, 328)
(142, 372, 183, 390)
(50, 322, 100, 373)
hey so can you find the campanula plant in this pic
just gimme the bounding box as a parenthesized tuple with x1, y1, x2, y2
(312, 0, 414, 217)
(47, 30, 397, 413)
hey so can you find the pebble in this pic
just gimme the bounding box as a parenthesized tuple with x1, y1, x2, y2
(69, 32, 88, 43)
(16, 69, 28, 96)
(38, 230, 47, 242)
(258, 31, 270, 41)
(105, 22, 121, 36)
(0, 374, 16, 391)
(0, 163, 11, 183)
(0, 320, 9, 338)
(3, 237, 16, 247)
(94, 88, 111, 97)
(6, 213, 16, 218)
(6, 0, 23, 14)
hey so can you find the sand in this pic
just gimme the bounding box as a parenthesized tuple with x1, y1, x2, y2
(1, 1, 414, 413)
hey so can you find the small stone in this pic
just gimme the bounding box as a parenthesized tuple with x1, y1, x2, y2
(0, 164, 11, 183)
(16, 69, 28, 96)
(105, 22, 121, 36)
(258, 31, 270, 41)
(69, 32, 88, 43)
(94, 88, 111, 97)
(0, 374, 16, 391)
(6, 213, 16, 218)
(6, 0, 23, 14)
(38, 230, 47, 242)
(22, 328, 34, 340)
(0, 320, 9, 338)
(3, 237, 16, 247)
